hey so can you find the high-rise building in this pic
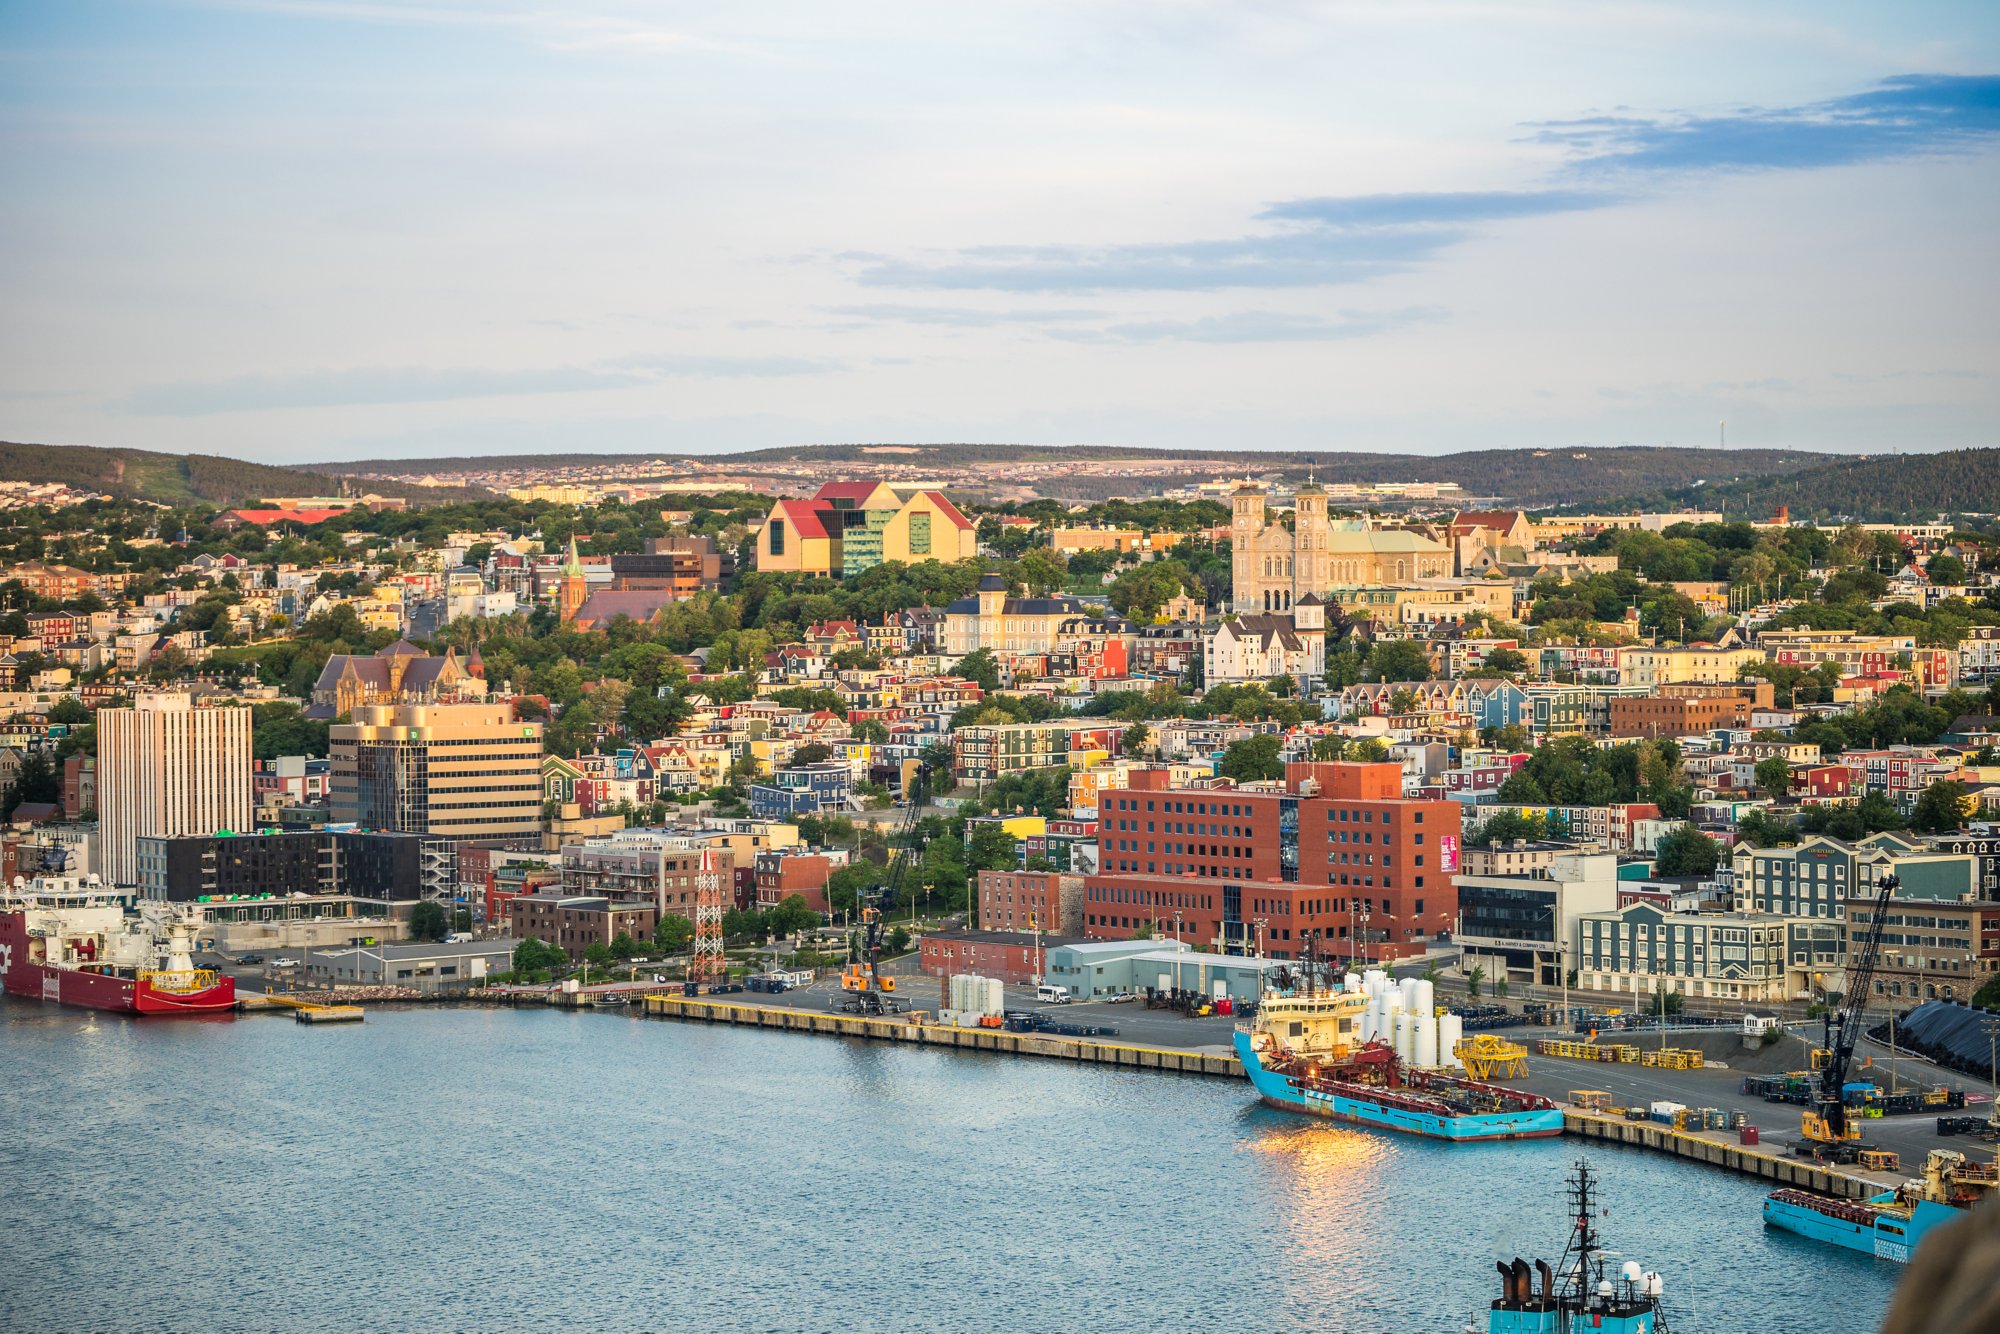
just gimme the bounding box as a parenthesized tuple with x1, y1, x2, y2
(98, 693, 253, 886)
(330, 702, 543, 844)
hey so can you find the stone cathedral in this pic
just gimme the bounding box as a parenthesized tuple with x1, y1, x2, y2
(1229, 482, 1452, 613)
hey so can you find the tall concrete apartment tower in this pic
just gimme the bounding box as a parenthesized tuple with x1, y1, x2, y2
(99, 693, 253, 886)
(330, 702, 543, 844)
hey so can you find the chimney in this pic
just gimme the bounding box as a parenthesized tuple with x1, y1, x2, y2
(1775, 505, 1790, 527)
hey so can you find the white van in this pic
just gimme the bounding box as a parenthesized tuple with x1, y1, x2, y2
(1036, 984, 1072, 1005)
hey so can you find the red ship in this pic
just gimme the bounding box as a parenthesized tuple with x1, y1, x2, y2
(1, 875, 236, 1016)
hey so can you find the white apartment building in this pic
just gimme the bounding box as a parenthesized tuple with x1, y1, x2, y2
(99, 693, 252, 886)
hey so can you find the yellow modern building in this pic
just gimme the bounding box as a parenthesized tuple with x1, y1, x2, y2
(757, 481, 977, 578)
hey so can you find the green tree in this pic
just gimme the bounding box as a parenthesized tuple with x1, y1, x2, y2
(511, 938, 567, 979)
(47, 697, 89, 725)
(1754, 756, 1793, 799)
(1911, 779, 1972, 833)
(768, 893, 817, 938)
(791, 742, 834, 766)
(1218, 734, 1285, 783)
(1480, 646, 1529, 676)
(951, 648, 1001, 691)
(1927, 553, 1968, 585)
(1653, 825, 1722, 876)
(654, 914, 695, 952)
(2, 751, 59, 817)
(1366, 639, 1432, 683)
(409, 900, 449, 942)
(1466, 965, 1485, 999)
(1121, 721, 1151, 755)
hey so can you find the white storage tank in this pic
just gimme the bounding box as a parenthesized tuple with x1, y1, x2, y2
(1395, 1010, 1415, 1065)
(1345, 972, 1361, 994)
(1438, 1013, 1465, 1070)
(984, 977, 1004, 1016)
(1414, 1011, 1438, 1068)
(1413, 978, 1435, 1017)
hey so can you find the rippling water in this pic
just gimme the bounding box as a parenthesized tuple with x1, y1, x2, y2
(0, 1001, 1900, 1333)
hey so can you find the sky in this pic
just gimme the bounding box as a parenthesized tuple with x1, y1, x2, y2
(2, 1, 1997, 466)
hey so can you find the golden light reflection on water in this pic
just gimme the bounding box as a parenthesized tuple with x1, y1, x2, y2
(1240, 1118, 1404, 1285)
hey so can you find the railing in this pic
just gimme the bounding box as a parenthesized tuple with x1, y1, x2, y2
(138, 969, 220, 994)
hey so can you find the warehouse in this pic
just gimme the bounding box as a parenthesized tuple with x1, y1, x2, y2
(1042, 939, 1284, 1001)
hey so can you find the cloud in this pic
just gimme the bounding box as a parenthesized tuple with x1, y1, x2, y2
(826, 304, 1105, 328)
(117, 356, 834, 415)
(1537, 73, 2000, 175)
(1256, 190, 1613, 227)
(1049, 307, 1446, 344)
(851, 227, 1463, 293)
(844, 73, 1998, 296)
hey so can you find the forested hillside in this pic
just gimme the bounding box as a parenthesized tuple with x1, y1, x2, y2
(1653, 448, 2000, 522)
(0, 441, 487, 505)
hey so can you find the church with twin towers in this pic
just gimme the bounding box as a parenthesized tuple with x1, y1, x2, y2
(1229, 481, 1452, 614)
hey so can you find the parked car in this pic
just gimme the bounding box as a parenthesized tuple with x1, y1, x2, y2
(237, 954, 264, 966)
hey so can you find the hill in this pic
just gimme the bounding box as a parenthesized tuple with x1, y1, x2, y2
(1644, 448, 2000, 522)
(314, 443, 1827, 508)
(0, 441, 488, 507)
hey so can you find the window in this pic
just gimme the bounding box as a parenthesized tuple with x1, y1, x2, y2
(769, 519, 786, 555)
(909, 512, 932, 555)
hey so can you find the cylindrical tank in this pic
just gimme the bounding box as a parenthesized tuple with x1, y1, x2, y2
(1395, 1010, 1415, 1065)
(1362, 998, 1380, 1044)
(1438, 1013, 1465, 1069)
(1344, 972, 1361, 994)
(1400, 977, 1419, 1011)
(1413, 978, 1435, 1016)
(1415, 1012, 1438, 1067)
(984, 977, 1003, 1016)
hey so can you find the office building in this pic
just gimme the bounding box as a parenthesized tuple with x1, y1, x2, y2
(99, 693, 252, 886)
(331, 702, 543, 844)
(1083, 762, 1460, 963)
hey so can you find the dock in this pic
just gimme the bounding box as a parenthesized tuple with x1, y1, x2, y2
(238, 992, 366, 1024)
(632, 992, 1914, 1200)
(1564, 1109, 1901, 1201)
(637, 993, 1241, 1077)
(295, 1004, 364, 1024)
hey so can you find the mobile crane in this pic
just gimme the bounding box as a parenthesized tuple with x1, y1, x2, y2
(1794, 874, 1897, 1163)
(837, 757, 939, 1015)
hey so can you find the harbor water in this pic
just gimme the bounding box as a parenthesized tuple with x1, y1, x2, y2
(0, 1002, 1902, 1333)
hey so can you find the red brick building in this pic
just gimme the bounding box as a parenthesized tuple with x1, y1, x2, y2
(977, 869, 1084, 934)
(1084, 762, 1460, 963)
(918, 928, 1082, 985)
(754, 849, 837, 914)
(507, 892, 656, 962)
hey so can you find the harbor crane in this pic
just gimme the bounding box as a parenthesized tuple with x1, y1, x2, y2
(1796, 874, 1897, 1162)
(837, 757, 940, 1015)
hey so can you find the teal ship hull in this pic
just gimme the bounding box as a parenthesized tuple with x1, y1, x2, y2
(1234, 1029, 1565, 1142)
(1763, 1187, 1958, 1264)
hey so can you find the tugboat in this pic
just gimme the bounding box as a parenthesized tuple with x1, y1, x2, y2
(0, 874, 235, 1015)
(1763, 1148, 1997, 1264)
(1479, 1159, 1674, 1334)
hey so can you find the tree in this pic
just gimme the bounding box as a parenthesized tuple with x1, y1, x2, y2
(1927, 553, 1968, 586)
(1481, 646, 1529, 676)
(47, 697, 89, 725)
(511, 938, 567, 979)
(2, 751, 59, 817)
(768, 893, 817, 939)
(1754, 756, 1793, 799)
(1911, 779, 1972, 833)
(791, 742, 834, 766)
(951, 648, 1001, 691)
(1120, 721, 1151, 756)
(1653, 825, 1722, 876)
(1365, 639, 1432, 683)
(655, 914, 695, 953)
(409, 900, 449, 942)
(1466, 965, 1485, 999)
(1218, 734, 1285, 783)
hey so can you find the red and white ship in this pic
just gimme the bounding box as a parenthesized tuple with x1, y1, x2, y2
(1, 874, 236, 1015)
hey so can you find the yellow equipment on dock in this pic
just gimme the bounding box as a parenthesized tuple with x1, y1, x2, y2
(1640, 1047, 1705, 1070)
(1456, 1034, 1529, 1080)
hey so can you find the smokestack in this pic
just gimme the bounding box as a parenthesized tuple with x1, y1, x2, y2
(1775, 505, 1789, 527)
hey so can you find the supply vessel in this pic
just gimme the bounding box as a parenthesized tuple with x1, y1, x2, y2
(0, 874, 236, 1015)
(1763, 1148, 1995, 1263)
(1236, 966, 1563, 1141)
(1480, 1158, 1675, 1334)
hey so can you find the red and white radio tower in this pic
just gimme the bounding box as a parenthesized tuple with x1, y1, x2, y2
(689, 847, 726, 983)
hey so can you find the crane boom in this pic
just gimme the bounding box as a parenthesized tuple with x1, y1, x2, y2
(839, 757, 938, 1013)
(1814, 874, 1898, 1143)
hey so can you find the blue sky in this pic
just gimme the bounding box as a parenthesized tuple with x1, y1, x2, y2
(2, 1, 1996, 464)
